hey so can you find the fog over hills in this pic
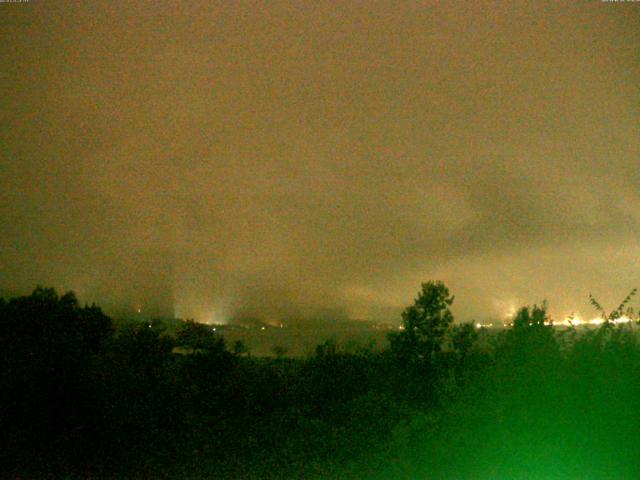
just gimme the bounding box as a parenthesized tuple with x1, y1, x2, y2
(2, 1, 639, 324)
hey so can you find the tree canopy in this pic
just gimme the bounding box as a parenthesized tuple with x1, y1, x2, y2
(389, 281, 454, 367)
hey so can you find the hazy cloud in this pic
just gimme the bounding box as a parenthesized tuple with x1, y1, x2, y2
(2, 1, 639, 322)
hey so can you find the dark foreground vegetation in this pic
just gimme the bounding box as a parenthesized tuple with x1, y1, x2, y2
(2, 283, 640, 479)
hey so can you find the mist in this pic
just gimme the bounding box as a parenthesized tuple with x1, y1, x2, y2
(2, 1, 639, 323)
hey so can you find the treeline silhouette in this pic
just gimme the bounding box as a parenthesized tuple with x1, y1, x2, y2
(2, 282, 640, 479)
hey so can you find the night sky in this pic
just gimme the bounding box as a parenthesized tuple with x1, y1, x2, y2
(1, 1, 639, 324)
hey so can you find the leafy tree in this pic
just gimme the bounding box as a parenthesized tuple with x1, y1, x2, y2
(315, 338, 338, 358)
(389, 281, 454, 367)
(570, 289, 639, 363)
(513, 302, 548, 330)
(498, 302, 559, 366)
(272, 345, 288, 359)
(450, 322, 478, 360)
(0, 287, 113, 474)
(589, 288, 637, 324)
(175, 319, 226, 355)
(232, 339, 249, 356)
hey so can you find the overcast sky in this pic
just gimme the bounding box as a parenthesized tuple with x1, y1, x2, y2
(1, 1, 639, 323)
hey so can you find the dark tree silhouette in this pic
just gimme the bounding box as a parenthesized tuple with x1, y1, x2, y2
(175, 319, 227, 355)
(389, 281, 454, 367)
(0, 287, 113, 474)
(497, 303, 559, 367)
(232, 339, 249, 356)
(450, 322, 478, 360)
(272, 344, 288, 359)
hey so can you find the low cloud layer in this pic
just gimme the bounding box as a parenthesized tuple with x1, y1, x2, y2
(2, 1, 639, 323)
